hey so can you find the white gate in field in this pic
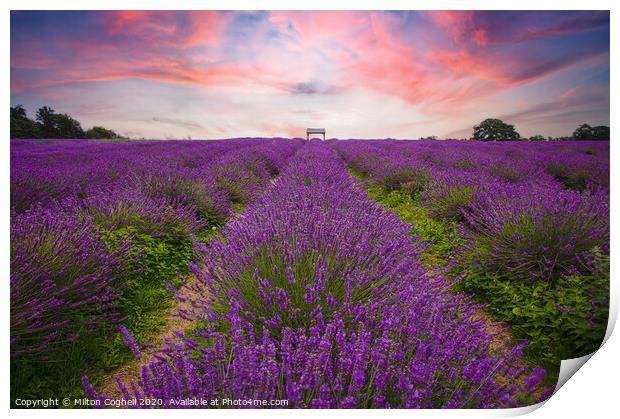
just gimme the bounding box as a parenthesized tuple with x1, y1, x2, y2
(306, 128, 326, 141)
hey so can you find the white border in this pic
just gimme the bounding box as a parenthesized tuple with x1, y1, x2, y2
(3, 1, 617, 418)
(2, 0, 618, 11)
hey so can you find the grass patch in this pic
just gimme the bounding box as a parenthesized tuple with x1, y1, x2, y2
(545, 163, 592, 192)
(349, 167, 461, 265)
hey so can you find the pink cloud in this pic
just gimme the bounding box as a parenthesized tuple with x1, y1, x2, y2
(104, 11, 230, 48)
(11, 11, 249, 92)
(425, 11, 481, 44)
(559, 87, 579, 101)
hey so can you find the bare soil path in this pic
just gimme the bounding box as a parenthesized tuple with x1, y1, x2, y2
(98, 275, 202, 399)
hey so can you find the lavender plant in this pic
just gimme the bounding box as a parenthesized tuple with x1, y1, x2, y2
(462, 184, 609, 281)
(10, 202, 128, 359)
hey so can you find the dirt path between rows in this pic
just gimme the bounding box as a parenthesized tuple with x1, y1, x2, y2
(98, 275, 202, 399)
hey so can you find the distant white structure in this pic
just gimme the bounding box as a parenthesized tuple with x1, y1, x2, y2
(306, 128, 326, 141)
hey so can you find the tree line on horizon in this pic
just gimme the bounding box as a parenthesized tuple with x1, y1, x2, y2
(10, 105, 610, 141)
(10, 105, 123, 140)
(468, 118, 610, 141)
(420, 119, 609, 141)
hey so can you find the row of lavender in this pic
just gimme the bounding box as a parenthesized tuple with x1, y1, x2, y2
(333, 140, 609, 280)
(10, 138, 302, 400)
(332, 139, 609, 370)
(11, 138, 300, 217)
(87, 141, 549, 408)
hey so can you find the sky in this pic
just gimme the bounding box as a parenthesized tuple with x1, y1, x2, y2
(10, 10, 610, 139)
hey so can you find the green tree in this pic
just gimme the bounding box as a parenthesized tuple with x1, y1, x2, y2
(35, 106, 57, 137)
(573, 124, 610, 141)
(592, 126, 610, 140)
(35, 106, 84, 138)
(573, 123, 593, 140)
(10, 105, 40, 138)
(85, 126, 119, 139)
(54, 113, 85, 138)
(529, 135, 546, 141)
(472, 118, 520, 141)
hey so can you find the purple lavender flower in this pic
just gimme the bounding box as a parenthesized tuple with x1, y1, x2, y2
(120, 326, 142, 358)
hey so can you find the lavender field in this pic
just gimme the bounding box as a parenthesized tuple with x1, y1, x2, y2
(10, 138, 609, 408)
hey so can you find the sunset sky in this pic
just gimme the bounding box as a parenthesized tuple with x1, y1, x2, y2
(10, 10, 610, 139)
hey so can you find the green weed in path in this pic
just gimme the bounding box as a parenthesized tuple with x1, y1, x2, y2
(349, 168, 461, 265)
